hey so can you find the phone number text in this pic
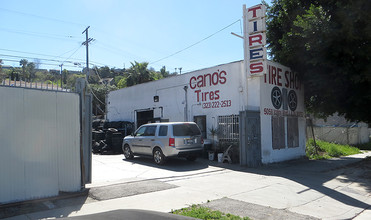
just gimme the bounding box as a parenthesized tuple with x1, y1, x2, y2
(202, 100, 232, 109)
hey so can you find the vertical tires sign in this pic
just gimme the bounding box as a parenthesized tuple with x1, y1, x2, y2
(246, 4, 266, 76)
(244, 4, 306, 163)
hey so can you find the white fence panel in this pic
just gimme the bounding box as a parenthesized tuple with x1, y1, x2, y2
(306, 126, 369, 145)
(0, 87, 81, 204)
(0, 87, 26, 202)
(57, 92, 81, 192)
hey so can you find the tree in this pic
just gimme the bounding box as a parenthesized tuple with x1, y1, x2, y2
(160, 66, 170, 78)
(26, 62, 36, 81)
(99, 66, 112, 78)
(117, 77, 127, 89)
(19, 59, 28, 80)
(62, 69, 68, 85)
(266, 0, 371, 123)
(126, 61, 151, 86)
(89, 84, 117, 115)
(0, 59, 5, 82)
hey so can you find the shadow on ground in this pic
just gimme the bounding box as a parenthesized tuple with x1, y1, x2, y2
(212, 155, 371, 210)
(0, 192, 92, 219)
(122, 155, 210, 172)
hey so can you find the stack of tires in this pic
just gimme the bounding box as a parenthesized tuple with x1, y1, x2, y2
(92, 120, 134, 155)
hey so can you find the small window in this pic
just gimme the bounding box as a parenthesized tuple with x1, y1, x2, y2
(173, 124, 201, 136)
(158, 126, 168, 136)
(287, 117, 299, 148)
(272, 116, 285, 149)
(135, 126, 146, 136)
(144, 126, 157, 136)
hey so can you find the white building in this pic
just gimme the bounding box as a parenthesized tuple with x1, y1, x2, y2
(107, 59, 306, 165)
(106, 4, 306, 165)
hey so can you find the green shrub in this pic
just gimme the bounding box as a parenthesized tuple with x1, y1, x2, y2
(306, 139, 361, 160)
(172, 205, 250, 220)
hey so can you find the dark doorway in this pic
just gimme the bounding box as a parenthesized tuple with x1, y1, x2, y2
(136, 110, 154, 128)
(194, 115, 206, 139)
(239, 110, 261, 167)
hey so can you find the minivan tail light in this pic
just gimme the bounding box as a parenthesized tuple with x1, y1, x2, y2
(201, 137, 204, 145)
(169, 138, 175, 147)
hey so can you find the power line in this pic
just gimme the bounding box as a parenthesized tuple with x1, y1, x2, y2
(0, 58, 78, 68)
(0, 48, 84, 61)
(85, 80, 106, 105)
(61, 45, 83, 64)
(0, 27, 82, 41)
(0, 54, 76, 64)
(0, 48, 112, 68)
(150, 19, 241, 65)
(0, 7, 85, 27)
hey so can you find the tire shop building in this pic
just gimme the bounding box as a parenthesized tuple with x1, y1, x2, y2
(106, 4, 306, 165)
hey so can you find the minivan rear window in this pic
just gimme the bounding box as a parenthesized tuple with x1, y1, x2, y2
(173, 124, 201, 136)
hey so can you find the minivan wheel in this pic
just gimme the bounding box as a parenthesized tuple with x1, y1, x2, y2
(123, 145, 134, 159)
(153, 148, 165, 165)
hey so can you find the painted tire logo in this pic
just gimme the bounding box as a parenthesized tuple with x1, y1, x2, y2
(288, 90, 297, 111)
(271, 87, 298, 111)
(271, 86, 282, 109)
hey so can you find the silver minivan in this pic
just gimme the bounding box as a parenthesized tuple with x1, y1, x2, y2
(122, 122, 204, 164)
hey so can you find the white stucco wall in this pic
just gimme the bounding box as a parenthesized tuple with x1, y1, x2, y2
(107, 60, 307, 164)
(259, 61, 306, 163)
(107, 61, 245, 139)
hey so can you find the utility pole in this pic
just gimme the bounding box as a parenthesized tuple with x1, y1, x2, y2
(82, 26, 94, 81)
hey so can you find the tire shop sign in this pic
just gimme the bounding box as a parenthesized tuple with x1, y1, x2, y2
(246, 4, 267, 76)
(263, 61, 304, 117)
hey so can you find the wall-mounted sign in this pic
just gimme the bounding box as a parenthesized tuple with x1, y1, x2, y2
(246, 4, 267, 76)
(189, 69, 232, 109)
(262, 61, 304, 118)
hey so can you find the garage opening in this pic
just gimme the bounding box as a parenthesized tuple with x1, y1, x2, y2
(194, 115, 206, 139)
(136, 110, 153, 128)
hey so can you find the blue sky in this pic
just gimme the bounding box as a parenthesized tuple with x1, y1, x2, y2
(0, 0, 263, 73)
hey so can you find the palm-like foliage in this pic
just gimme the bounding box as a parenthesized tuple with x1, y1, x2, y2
(126, 61, 151, 86)
(19, 59, 28, 80)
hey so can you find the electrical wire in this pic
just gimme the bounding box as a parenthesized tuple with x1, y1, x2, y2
(0, 54, 76, 65)
(150, 19, 241, 65)
(0, 48, 112, 68)
(0, 7, 85, 27)
(61, 45, 83, 64)
(0, 27, 82, 41)
(85, 80, 106, 105)
(0, 58, 78, 68)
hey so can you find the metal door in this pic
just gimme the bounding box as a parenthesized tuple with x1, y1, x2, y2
(239, 111, 261, 167)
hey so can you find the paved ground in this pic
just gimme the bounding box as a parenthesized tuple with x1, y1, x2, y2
(1, 152, 371, 220)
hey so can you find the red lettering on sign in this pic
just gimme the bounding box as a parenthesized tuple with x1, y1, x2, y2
(194, 90, 221, 102)
(265, 65, 302, 90)
(249, 34, 263, 47)
(190, 76, 196, 89)
(214, 90, 220, 99)
(250, 62, 263, 74)
(212, 72, 219, 85)
(277, 68, 282, 86)
(284, 71, 289, 88)
(189, 70, 228, 89)
(197, 75, 203, 88)
(271, 66, 276, 85)
(248, 6, 262, 18)
(219, 71, 227, 84)
(195, 90, 201, 102)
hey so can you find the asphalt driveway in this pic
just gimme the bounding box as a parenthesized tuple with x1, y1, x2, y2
(2, 152, 371, 219)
